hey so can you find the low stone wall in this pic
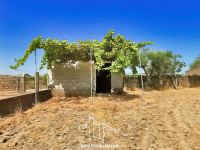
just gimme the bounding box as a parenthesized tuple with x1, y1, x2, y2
(0, 90, 52, 116)
(187, 75, 200, 87)
(124, 76, 141, 90)
(0, 76, 24, 92)
(124, 75, 199, 90)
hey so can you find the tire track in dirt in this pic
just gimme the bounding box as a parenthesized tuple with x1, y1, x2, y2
(135, 89, 200, 149)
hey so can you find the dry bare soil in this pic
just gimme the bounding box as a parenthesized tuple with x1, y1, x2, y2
(0, 88, 200, 150)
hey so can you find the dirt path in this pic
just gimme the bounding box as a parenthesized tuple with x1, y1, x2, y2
(0, 88, 199, 149)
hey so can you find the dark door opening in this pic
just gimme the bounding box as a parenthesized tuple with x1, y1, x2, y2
(96, 63, 111, 93)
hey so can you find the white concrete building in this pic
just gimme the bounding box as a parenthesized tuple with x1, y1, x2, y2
(48, 62, 124, 96)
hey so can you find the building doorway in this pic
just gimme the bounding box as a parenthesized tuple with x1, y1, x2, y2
(96, 63, 111, 93)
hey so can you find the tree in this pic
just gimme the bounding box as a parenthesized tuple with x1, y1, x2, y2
(190, 55, 200, 69)
(10, 30, 152, 74)
(97, 30, 152, 73)
(140, 49, 185, 88)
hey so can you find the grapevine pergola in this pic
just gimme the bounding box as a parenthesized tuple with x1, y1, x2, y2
(11, 30, 152, 73)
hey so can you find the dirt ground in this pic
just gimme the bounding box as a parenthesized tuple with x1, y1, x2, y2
(0, 88, 199, 150)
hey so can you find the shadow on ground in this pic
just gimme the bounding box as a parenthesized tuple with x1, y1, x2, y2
(96, 91, 141, 101)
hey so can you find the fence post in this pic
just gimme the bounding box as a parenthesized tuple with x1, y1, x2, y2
(34, 72, 39, 104)
(17, 77, 20, 92)
(23, 75, 26, 92)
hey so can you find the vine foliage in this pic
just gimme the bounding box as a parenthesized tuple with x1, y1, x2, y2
(11, 30, 152, 73)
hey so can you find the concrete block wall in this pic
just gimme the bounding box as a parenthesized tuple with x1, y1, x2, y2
(187, 75, 200, 87)
(48, 62, 96, 96)
(0, 90, 52, 116)
(111, 72, 124, 93)
(124, 75, 200, 89)
(0, 76, 24, 92)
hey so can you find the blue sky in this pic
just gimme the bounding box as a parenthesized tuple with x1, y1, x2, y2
(0, 0, 200, 75)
